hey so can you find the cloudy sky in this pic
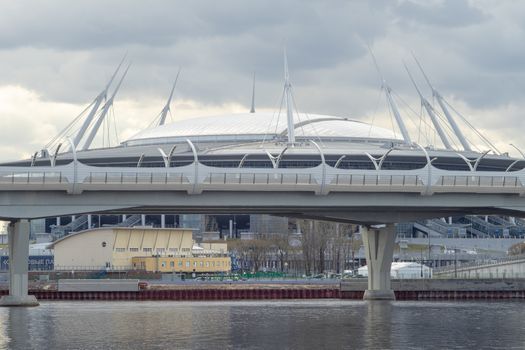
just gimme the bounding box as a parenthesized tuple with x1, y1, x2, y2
(1, 0, 524, 160)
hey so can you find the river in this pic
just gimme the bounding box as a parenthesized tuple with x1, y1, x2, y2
(0, 300, 524, 349)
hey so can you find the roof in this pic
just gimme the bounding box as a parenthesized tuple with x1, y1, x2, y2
(125, 112, 400, 146)
(48, 226, 192, 249)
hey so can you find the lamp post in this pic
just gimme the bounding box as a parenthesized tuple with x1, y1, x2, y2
(420, 248, 423, 278)
(428, 232, 431, 268)
(454, 247, 458, 278)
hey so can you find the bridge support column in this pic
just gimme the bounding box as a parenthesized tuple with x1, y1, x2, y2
(0, 220, 38, 306)
(362, 224, 396, 301)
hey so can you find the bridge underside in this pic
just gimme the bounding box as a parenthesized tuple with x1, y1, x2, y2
(2, 190, 525, 305)
(1, 190, 525, 224)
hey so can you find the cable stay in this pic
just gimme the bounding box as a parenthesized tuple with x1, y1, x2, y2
(43, 55, 127, 156)
(367, 46, 412, 144)
(411, 53, 499, 154)
(404, 63, 452, 150)
(157, 68, 181, 127)
(81, 63, 131, 150)
(72, 55, 127, 149)
(389, 90, 436, 147)
(412, 54, 472, 152)
(442, 98, 501, 154)
(43, 99, 96, 152)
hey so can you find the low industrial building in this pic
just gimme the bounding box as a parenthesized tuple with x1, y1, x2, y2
(358, 262, 432, 279)
(50, 227, 230, 273)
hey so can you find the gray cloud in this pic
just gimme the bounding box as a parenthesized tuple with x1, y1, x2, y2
(1, 0, 525, 159)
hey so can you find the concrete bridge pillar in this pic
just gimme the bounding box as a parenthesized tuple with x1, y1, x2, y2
(362, 224, 396, 300)
(0, 220, 38, 306)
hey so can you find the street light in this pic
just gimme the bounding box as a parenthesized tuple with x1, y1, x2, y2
(420, 248, 423, 278)
(427, 232, 431, 268)
(454, 247, 458, 278)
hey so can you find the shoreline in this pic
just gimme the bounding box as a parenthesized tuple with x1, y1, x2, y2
(5, 278, 525, 301)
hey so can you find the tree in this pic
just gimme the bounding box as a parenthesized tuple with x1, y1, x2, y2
(508, 242, 525, 256)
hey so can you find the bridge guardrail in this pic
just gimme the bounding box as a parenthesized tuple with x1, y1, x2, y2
(434, 175, 521, 188)
(0, 171, 67, 184)
(1, 163, 525, 196)
(205, 172, 316, 185)
(84, 172, 190, 185)
(331, 174, 422, 187)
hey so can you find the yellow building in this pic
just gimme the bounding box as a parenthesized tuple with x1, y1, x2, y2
(51, 227, 230, 273)
(132, 256, 231, 273)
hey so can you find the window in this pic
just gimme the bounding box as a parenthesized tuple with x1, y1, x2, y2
(156, 248, 166, 254)
(114, 248, 126, 253)
(193, 261, 197, 267)
(161, 262, 166, 267)
(206, 262, 210, 267)
(212, 262, 215, 267)
(178, 261, 183, 267)
(170, 261, 175, 267)
(182, 248, 190, 252)
(143, 248, 152, 253)
(199, 261, 203, 267)
(185, 261, 190, 267)
(169, 248, 178, 253)
(129, 248, 139, 252)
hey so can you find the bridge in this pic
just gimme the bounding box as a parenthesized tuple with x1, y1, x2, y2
(2, 56, 525, 305)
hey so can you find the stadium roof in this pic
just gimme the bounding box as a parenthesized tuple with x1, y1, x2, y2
(124, 112, 401, 146)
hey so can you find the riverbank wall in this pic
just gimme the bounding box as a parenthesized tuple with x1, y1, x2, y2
(3, 278, 524, 301)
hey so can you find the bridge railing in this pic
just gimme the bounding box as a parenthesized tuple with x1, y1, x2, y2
(84, 171, 190, 185)
(330, 174, 422, 187)
(205, 172, 316, 185)
(1, 162, 525, 196)
(0, 171, 67, 184)
(434, 175, 521, 188)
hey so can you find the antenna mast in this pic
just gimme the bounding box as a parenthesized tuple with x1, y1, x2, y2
(368, 47, 412, 144)
(82, 63, 131, 150)
(404, 63, 452, 150)
(158, 68, 181, 126)
(72, 55, 126, 149)
(284, 50, 295, 146)
(412, 54, 472, 152)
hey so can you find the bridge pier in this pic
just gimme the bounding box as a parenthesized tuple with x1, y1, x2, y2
(0, 220, 39, 306)
(362, 224, 396, 300)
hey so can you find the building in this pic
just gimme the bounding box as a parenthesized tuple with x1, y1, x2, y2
(50, 227, 230, 273)
(358, 262, 432, 279)
(132, 256, 230, 273)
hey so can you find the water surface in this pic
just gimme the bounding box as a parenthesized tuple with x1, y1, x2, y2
(0, 300, 524, 349)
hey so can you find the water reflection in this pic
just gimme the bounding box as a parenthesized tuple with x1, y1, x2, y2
(365, 301, 393, 349)
(0, 300, 523, 349)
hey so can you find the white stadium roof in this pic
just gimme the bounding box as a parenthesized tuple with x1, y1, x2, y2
(124, 112, 401, 146)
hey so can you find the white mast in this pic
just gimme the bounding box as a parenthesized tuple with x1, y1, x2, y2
(72, 56, 126, 148)
(82, 63, 130, 150)
(412, 55, 472, 152)
(250, 72, 256, 113)
(405, 64, 452, 150)
(385, 85, 411, 144)
(284, 50, 295, 146)
(368, 47, 411, 144)
(158, 68, 181, 126)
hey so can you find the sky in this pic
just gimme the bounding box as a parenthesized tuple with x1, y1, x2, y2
(1, 0, 525, 160)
